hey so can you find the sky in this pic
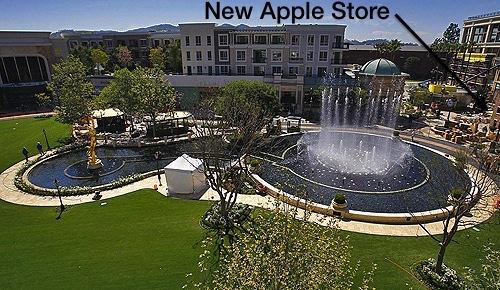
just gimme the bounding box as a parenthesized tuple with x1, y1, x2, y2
(0, 0, 499, 43)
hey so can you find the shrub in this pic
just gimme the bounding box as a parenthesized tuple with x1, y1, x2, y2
(334, 194, 346, 204)
(393, 130, 400, 137)
(200, 202, 253, 231)
(450, 188, 465, 200)
(414, 259, 463, 290)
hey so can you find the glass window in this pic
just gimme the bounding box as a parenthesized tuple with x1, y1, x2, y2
(272, 66, 282, 74)
(185, 36, 190, 46)
(16, 57, 30, 83)
(271, 35, 285, 45)
(197, 66, 202, 75)
(207, 36, 212, 46)
(196, 51, 202, 61)
(254, 35, 267, 44)
(318, 67, 327, 77)
(0, 58, 8, 84)
(306, 67, 313, 77)
(320, 35, 329, 46)
(237, 66, 246, 75)
(272, 51, 282, 62)
(291, 35, 300, 45)
(219, 50, 229, 61)
(235, 35, 249, 44)
(289, 66, 299, 76)
(254, 66, 265, 76)
(195, 36, 201, 46)
(207, 51, 212, 61)
(307, 35, 315, 46)
(140, 39, 147, 47)
(319, 51, 328, 62)
(27, 56, 42, 81)
(218, 34, 228, 46)
(307, 51, 314, 61)
(220, 65, 229, 75)
(236, 50, 246, 62)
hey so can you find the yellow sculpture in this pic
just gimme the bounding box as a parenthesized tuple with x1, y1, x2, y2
(83, 116, 103, 170)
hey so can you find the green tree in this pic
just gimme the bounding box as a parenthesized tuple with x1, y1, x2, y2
(165, 39, 182, 73)
(90, 48, 109, 75)
(403, 56, 422, 79)
(190, 206, 375, 289)
(131, 67, 176, 138)
(115, 46, 133, 68)
(463, 243, 500, 290)
(149, 47, 166, 71)
(47, 56, 94, 124)
(69, 45, 93, 75)
(97, 68, 139, 131)
(374, 39, 403, 61)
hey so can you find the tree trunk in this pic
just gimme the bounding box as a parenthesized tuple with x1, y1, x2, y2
(435, 242, 447, 274)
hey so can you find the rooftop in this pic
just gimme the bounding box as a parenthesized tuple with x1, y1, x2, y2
(466, 10, 500, 21)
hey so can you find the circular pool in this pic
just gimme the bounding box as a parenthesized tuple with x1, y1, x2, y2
(255, 131, 471, 214)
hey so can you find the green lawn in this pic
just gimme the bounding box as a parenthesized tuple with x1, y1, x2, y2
(0, 117, 498, 289)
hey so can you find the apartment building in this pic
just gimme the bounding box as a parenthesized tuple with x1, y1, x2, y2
(462, 11, 500, 56)
(179, 23, 348, 114)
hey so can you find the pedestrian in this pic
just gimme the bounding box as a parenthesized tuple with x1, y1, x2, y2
(22, 147, 29, 163)
(36, 142, 44, 156)
(411, 130, 416, 142)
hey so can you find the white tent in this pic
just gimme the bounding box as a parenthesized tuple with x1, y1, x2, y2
(164, 154, 207, 195)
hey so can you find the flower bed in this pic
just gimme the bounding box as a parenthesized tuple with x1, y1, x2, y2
(414, 258, 463, 290)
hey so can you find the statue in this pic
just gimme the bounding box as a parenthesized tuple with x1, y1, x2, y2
(83, 116, 103, 170)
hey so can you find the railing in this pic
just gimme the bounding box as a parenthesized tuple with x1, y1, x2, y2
(289, 57, 304, 63)
(252, 57, 267, 63)
(332, 42, 350, 49)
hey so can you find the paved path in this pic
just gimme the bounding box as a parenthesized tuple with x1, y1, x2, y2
(0, 132, 497, 237)
(0, 112, 55, 121)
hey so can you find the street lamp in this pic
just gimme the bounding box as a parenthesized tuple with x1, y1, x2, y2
(155, 151, 162, 186)
(43, 129, 51, 150)
(54, 178, 65, 219)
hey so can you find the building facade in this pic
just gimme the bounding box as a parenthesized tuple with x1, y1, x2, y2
(0, 31, 55, 113)
(462, 11, 500, 56)
(179, 23, 348, 115)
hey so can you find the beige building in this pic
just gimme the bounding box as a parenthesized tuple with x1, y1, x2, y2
(462, 11, 500, 56)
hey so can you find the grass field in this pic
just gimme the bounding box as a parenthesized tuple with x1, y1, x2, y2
(0, 117, 498, 289)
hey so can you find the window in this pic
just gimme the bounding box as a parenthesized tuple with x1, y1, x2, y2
(195, 36, 202, 46)
(320, 35, 329, 46)
(81, 41, 88, 48)
(196, 51, 202, 61)
(254, 66, 265, 76)
(186, 51, 191, 61)
(187, 66, 192, 75)
(235, 35, 249, 44)
(472, 26, 487, 43)
(218, 34, 228, 46)
(319, 51, 328, 62)
(332, 52, 341, 64)
(237, 65, 246, 75)
(272, 66, 282, 74)
(105, 40, 113, 48)
(129, 40, 138, 47)
(185, 36, 190, 46)
(272, 51, 282, 62)
(69, 40, 78, 48)
(90, 41, 97, 48)
(219, 49, 229, 61)
(197, 66, 203, 75)
(307, 35, 315, 46)
(334, 68, 341, 75)
(207, 51, 212, 61)
(253, 49, 266, 63)
(208, 66, 213, 75)
(207, 36, 212, 46)
(220, 65, 229, 75)
(290, 51, 300, 60)
(318, 67, 327, 77)
(271, 34, 285, 45)
(289, 66, 299, 76)
(490, 24, 500, 42)
(307, 51, 314, 61)
(236, 50, 246, 62)
(140, 39, 147, 47)
(153, 40, 160, 47)
(291, 35, 300, 45)
(306, 67, 313, 77)
(254, 35, 267, 44)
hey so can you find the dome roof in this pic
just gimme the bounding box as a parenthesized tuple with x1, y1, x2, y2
(360, 58, 401, 76)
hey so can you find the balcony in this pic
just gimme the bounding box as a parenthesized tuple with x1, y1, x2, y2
(332, 42, 350, 50)
(289, 57, 304, 63)
(252, 57, 267, 64)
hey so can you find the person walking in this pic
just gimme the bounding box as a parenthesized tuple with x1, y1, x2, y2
(36, 142, 44, 156)
(22, 147, 29, 163)
(411, 130, 416, 142)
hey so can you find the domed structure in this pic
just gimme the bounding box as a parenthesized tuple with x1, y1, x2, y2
(359, 58, 401, 76)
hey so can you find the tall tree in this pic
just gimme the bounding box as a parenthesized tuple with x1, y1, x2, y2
(115, 46, 133, 68)
(374, 39, 403, 61)
(148, 47, 166, 71)
(131, 67, 176, 138)
(90, 48, 109, 75)
(97, 68, 139, 131)
(47, 56, 94, 124)
(69, 45, 93, 75)
(165, 39, 182, 73)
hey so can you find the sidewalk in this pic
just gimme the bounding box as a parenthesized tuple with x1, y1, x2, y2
(0, 112, 55, 121)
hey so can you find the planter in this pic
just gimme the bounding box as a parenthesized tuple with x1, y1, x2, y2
(332, 201, 348, 211)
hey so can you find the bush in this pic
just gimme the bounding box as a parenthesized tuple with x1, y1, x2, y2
(414, 259, 463, 290)
(200, 202, 252, 231)
(450, 188, 464, 200)
(334, 194, 346, 204)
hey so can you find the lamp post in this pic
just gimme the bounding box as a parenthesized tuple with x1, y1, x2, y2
(155, 151, 162, 186)
(43, 129, 51, 150)
(54, 178, 65, 218)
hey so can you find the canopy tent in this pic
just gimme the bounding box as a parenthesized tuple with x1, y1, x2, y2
(164, 154, 208, 195)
